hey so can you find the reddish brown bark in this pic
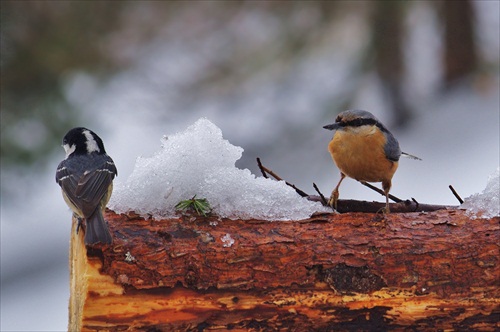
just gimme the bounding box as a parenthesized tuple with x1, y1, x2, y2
(70, 208, 500, 331)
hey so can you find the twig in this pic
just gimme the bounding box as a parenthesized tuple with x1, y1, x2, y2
(411, 197, 420, 212)
(307, 196, 454, 213)
(448, 185, 464, 204)
(256, 158, 268, 178)
(256, 158, 283, 181)
(360, 182, 403, 203)
(313, 183, 328, 206)
(286, 182, 309, 198)
(256, 158, 452, 213)
(256, 158, 309, 197)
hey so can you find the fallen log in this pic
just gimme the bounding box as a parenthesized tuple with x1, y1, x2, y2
(69, 208, 500, 331)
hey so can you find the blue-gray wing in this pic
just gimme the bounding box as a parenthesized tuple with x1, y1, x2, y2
(383, 132, 402, 162)
(56, 154, 117, 217)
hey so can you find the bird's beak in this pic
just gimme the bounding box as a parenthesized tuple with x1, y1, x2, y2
(323, 123, 340, 131)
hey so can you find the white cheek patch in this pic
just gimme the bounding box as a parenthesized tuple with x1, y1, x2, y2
(63, 144, 76, 159)
(82, 130, 100, 153)
(347, 125, 376, 136)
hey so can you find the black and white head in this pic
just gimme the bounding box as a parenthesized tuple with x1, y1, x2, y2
(62, 127, 106, 159)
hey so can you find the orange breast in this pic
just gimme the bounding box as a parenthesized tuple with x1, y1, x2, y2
(328, 128, 398, 183)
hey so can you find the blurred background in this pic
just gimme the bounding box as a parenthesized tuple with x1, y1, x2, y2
(1, 1, 498, 330)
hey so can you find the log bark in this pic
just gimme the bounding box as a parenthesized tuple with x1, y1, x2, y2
(69, 208, 500, 331)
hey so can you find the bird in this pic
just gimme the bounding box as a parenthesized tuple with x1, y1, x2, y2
(323, 110, 420, 213)
(56, 127, 117, 245)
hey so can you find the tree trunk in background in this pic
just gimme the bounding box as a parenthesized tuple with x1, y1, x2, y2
(69, 209, 500, 331)
(372, 1, 413, 128)
(441, 0, 477, 87)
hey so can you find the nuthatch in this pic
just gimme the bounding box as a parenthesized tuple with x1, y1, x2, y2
(323, 110, 420, 213)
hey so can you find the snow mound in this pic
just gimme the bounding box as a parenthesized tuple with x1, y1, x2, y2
(109, 118, 328, 220)
(461, 167, 500, 219)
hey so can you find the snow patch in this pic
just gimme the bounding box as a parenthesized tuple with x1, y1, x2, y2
(109, 118, 328, 220)
(461, 168, 500, 219)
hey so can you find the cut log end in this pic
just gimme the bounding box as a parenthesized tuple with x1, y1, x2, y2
(69, 209, 500, 331)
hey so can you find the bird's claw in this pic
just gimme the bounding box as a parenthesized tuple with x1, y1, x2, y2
(328, 190, 339, 211)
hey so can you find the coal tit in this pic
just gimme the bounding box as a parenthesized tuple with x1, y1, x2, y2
(56, 127, 117, 245)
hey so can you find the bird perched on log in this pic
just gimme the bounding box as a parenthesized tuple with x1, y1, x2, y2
(56, 127, 117, 244)
(323, 110, 420, 213)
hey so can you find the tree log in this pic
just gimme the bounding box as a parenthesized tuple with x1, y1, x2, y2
(69, 208, 500, 331)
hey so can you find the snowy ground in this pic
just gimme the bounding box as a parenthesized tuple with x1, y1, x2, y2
(1, 2, 499, 330)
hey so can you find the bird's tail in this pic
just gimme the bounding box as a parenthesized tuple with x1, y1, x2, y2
(401, 152, 422, 161)
(84, 209, 113, 245)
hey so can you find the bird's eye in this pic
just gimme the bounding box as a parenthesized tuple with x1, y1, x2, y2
(335, 115, 342, 123)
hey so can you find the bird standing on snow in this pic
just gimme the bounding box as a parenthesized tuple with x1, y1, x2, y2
(56, 127, 117, 244)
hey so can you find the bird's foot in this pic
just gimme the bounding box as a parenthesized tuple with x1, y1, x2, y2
(376, 204, 390, 215)
(328, 191, 339, 212)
